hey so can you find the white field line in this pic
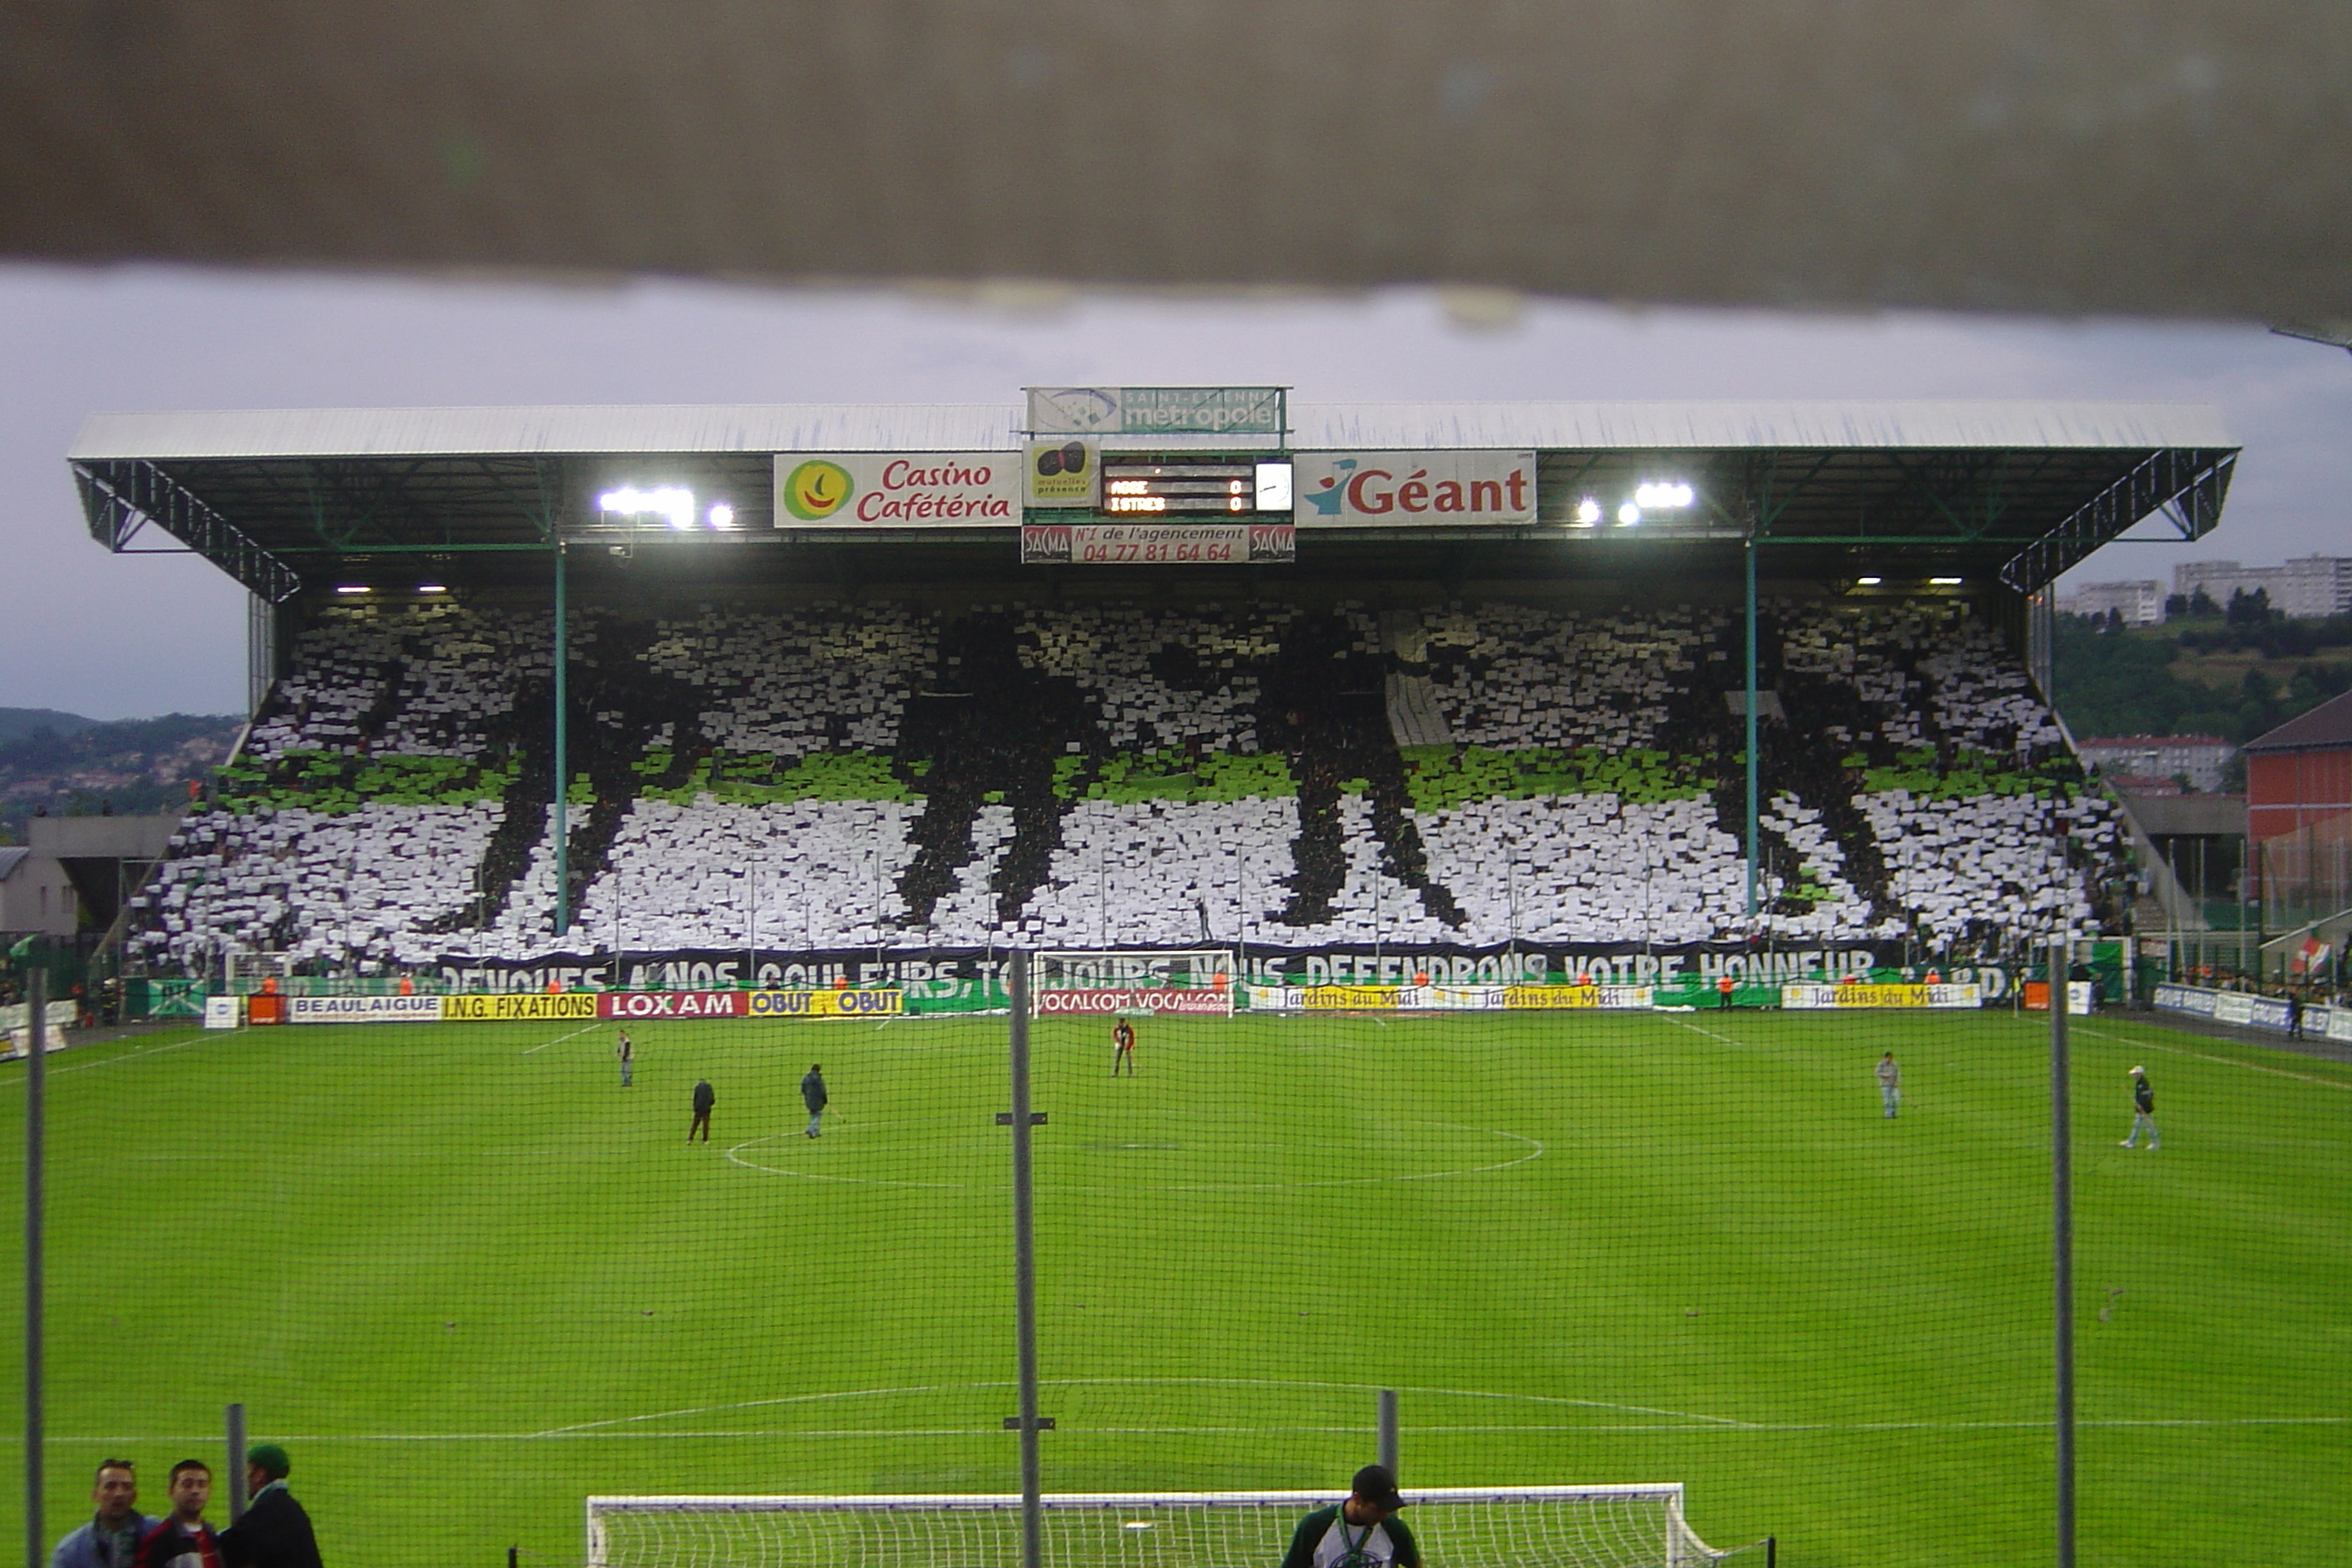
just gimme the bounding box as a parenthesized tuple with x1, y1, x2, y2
(522, 1022, 607, 1055)
(2076, 1025, 2352, 1090)
(45, 1414, 2349, 1445)
(532, 1377, 1744, 1437)
(0, 1032, 216, 1082)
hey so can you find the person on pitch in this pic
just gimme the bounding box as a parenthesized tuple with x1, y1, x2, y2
(216, 1444, 322, 1568)
(1112, 1017, 1136, 1076)
(51, 1458, 154, 1568)
(1876, 1051, 1901, 1119)
(135, 1460, 221, 1568)
(689, 1077, 715, 1143)
(801, 1063, 828, 1138)
(615, 1029, 634, 1088)
(2121, 1065, 2159, 1150)
(1280, 1465, 1420, 1568)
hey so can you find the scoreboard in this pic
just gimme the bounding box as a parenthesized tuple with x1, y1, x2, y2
(1100, 458, 1292, 516)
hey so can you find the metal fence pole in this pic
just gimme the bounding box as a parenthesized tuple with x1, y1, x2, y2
(2050, 935, 2076, 1568)
(1377, 1389, 1398, 1477)
(552, 541, 571, 939)
(1009, 952, 1042, 1568)
(225, 1403, 247, 1522)
(24, 968, 45, 1568)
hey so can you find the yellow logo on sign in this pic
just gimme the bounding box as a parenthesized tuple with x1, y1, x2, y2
(782, 459, 854, 521)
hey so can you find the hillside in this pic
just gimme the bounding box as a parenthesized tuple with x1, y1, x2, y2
(0, 707, 96, 745)
(0, 713, 245, 841)
(2053, 607, 2352, 771)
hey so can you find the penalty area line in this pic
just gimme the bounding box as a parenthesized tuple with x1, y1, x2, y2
(49, 1414, 2351, 1445)
(522, 1022, 607, 1055)
(2076, 1026, 2352, 1090)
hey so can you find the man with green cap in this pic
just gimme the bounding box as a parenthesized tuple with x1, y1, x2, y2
(216, 1445, 321, 1568)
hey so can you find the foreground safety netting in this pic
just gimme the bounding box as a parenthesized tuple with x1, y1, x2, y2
(8, 941, 2350, 1567)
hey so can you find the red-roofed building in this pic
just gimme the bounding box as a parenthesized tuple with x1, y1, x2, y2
(2245, 690, 2352, 953)
(2244, 691, 2352, 846)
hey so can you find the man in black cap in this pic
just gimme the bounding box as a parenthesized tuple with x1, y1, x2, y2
(217, 1444, 322, 1568)
(1280, 1466, 1419, 1568)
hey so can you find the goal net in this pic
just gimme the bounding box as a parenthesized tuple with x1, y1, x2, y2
(1032, 948, 1236, 1017)
(586, 1486, 1741, 1568)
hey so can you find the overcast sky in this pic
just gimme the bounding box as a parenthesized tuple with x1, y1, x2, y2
(4, 263, 2346, 720)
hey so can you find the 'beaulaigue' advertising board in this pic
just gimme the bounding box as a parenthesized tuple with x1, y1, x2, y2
(288, 994, 443, 1023)
(1292, 452, 1537, 525)
(774, 454, 1019, 526)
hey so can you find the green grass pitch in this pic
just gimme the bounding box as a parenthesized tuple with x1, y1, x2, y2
(0, 1005, 2346, 1566)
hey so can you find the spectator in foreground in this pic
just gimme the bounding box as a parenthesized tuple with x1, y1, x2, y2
(1281, 1464, 1419, 1568)
(53, 1458, 154, 1568)
(217, 1445, 322, 1568)
(135, 1459, 221, 1568)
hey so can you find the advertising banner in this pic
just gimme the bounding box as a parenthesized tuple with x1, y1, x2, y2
(1, 1022, 71, 1056)
(1033, 987, 1235, 1017)
(1781, 983, 1985, 1009)
(747, 989, 906, 1019)
(774, 454, 1019, 527)
(1293, 452, 1536, 525)
(1021, 522, 1294, 565)
(443, 993, 600, 1022)
(1025, 386, 1285, 436)
(1303, 985, 1402, 1009)
(600, 990, 747, 1020)
(1023, 440, 1100, 508)
(287, 994, 443, 1023)
(435, 941, 1921, 1000)
(204, 996, 241, 1030)
(1505, 983, 1655, 1010)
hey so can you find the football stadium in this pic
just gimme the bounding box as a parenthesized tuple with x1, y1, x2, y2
(9, 392, 2348, 1567)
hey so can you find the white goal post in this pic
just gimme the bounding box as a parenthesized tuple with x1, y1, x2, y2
(585, 1486, 1744, 1568)
(1031, 948, 1237, 1017)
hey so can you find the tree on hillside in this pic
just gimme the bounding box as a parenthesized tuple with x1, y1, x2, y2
(2227, 586, 2273, 627)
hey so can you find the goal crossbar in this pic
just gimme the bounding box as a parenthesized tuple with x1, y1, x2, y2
(586, 1484, 1734, 1568)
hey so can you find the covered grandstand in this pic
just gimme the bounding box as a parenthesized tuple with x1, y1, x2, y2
(70, 397, 2238, 986)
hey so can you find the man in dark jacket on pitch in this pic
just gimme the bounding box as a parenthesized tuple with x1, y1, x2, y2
(217, 1445, 321, 1568)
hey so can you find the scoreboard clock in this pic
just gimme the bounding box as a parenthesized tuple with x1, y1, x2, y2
(1100, 458, 1292, 515)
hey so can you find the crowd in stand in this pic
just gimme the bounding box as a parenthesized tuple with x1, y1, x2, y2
(120, 594, 2131, 970)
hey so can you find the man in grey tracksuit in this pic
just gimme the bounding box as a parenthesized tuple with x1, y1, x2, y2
(1876, 1052, 1901, 1118)
(2122, 1066, 2159, 1149)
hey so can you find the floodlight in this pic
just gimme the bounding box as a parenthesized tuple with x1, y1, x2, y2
(707, 503, 737, 529)
(1929, 575, 1963, 585)
(1617, 503, 1641, 525)
(1254, 461, 1292, 511)
(1574, 497, 1602, 526)
(598, 485, 697, 530)
(1633, 482, 1695, 508)
(334, 585, 370, 595)
(1856, 575, 1883, 585)
(417, 585, 448, 594)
